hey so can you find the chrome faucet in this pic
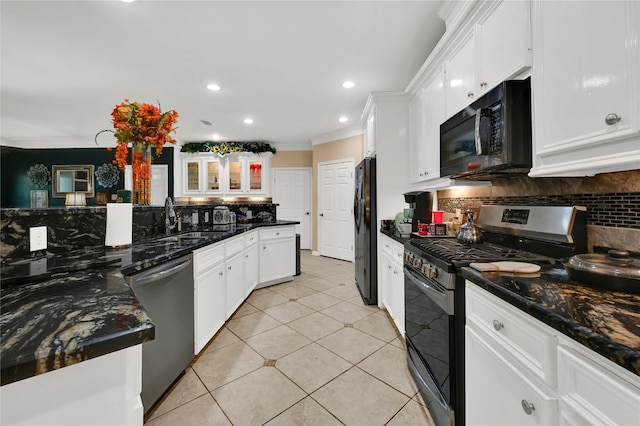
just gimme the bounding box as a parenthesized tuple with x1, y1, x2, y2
(165, 197, 177, 235)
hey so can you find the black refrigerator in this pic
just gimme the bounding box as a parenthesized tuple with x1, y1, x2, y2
(354, 157, 377, 305)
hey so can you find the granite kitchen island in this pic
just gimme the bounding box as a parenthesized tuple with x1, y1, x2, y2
(0, 220, 298, 425)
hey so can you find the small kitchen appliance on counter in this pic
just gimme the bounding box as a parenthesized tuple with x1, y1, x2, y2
(404, 204, 587, 426)
(403, 191, 433, 233)
(212, 205, 236, 231)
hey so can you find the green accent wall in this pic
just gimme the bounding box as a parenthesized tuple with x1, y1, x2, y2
(0, 146, 174, 208)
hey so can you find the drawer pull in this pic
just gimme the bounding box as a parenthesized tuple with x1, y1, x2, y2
(521, 400, 535, 415)
(492, 320, 504, 331)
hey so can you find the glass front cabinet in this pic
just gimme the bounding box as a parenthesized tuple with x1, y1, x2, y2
(179, 153, 271, 197)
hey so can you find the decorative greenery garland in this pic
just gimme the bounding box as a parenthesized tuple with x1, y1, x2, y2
(181, 141, 276, 156)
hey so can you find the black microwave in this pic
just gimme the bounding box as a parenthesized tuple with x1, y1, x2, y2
(440, 78, 532, 180)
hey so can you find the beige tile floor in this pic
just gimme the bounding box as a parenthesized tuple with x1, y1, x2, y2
(145, 251, 435, 426)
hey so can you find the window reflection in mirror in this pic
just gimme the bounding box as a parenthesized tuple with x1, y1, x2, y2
(52, 165, 94, 198)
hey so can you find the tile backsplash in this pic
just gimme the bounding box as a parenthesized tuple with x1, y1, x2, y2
(437, 170, 640, 252)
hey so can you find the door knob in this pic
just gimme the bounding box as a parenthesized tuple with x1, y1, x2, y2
(605, 113, 621, 125)
(521, 400, 535, 415)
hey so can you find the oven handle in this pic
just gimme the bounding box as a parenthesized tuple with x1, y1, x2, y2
(404, 266, 454, 315)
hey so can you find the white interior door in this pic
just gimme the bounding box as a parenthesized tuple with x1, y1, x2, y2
(272, 168, 312, 250)
(124, 164, 168, 206)
(318, 159, 354, 262)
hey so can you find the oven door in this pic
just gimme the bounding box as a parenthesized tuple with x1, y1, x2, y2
(404, 265, 456, 426)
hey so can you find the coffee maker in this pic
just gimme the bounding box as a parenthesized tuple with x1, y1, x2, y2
(403, 191, 434, 233)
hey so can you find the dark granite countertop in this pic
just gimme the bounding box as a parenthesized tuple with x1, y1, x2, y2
(460, 266, 640, 377)
(0, 220, 298, 386)
(380, 228, 410, 245)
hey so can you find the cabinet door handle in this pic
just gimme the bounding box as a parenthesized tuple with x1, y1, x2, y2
(246, 254, 249, 258)
(263, 246, 267, 250)
(605, 113, 621, 125)
(492, 320, 504, 331)
(228, 266, 232, 270)
(219, 271, 224, 277)
(319, 213, 324, 217)
(480, 81, 488, 88)
(467, 91, 474, 98)
(276, 232, 280, 236)
(521, 400, 535, 415)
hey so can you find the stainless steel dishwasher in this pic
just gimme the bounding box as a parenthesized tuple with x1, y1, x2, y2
(125, 254, 194, 413)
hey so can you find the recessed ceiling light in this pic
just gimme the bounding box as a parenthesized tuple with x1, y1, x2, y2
(244, 118, 254, 125)
(339, 116, 348, 123)
(121, 0, 135, 3)
(342, 81, 355, 89)
(212, 133, 221, 141)
(206, 84, 221, 91)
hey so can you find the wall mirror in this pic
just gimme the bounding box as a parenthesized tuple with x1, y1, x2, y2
(52, 165, 95, 198)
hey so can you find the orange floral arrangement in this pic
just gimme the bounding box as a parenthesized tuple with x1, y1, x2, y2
(100, 99, 179, 171)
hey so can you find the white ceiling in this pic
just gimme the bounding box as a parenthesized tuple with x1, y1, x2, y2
(1, 0, 446, 151)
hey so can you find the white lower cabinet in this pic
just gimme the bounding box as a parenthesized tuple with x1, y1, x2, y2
(244, 231, 259, 297)
(258, 226, 295, 286)
(0, 345, 143, 426)
(466, 325, 558, 426)
(193, 244, 226, 354)
(225, 235, 245, 319)
(380, 235, 404, 335)
(557, 345, 640, 426)
(466, 281, 640, 426)
(194, 225, 296, 354)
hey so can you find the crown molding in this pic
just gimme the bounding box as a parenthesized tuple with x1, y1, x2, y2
(311, 126, 363, 146)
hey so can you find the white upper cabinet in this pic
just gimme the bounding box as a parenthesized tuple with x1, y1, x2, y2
(445, 0, 531, 119)
(178, 153, 272, 197)
(477, 0, 531, 94)
(410, 66, 446, 183)
(445, 30, 477, 118)
(529, 0, 640, 177)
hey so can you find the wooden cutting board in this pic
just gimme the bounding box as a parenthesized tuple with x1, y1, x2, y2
(470, 261, 541, 273)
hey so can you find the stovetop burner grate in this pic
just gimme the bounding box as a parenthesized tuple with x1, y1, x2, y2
(409, 238, 556, 264)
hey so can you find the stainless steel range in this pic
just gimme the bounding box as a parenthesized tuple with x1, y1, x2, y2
(404, 205, 587, 426)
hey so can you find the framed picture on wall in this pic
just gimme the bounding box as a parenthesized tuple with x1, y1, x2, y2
(30, 190, 49, 208)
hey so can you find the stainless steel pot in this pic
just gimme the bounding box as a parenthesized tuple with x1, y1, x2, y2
(564, 249, 640, 293)
(456, 210, 483, 244)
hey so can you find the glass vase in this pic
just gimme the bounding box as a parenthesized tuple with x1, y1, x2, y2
(131, 144, 152, 205)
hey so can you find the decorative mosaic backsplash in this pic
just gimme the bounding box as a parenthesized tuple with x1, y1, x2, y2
(435, 170, 640, 252)
(0, 202, 277, 261)
(438, 192, 640, 229)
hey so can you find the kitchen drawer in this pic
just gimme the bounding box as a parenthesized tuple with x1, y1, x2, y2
(557, 345, 640, 426)
(193, 243, 225, 273)
(259, 226, 295, 241)
(245, 230, 258, 247)
(466, 283, 558, 387)
(381, 235, 404, 264)
(225, 234, 244, 257)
